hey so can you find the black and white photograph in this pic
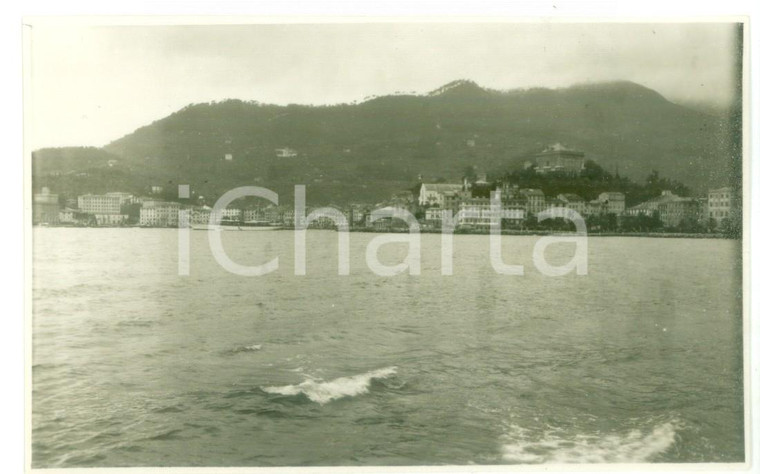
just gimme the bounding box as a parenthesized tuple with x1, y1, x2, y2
(24, 15, 750, 471)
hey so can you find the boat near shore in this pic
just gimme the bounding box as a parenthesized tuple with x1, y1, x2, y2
(192, 220, 282, 231)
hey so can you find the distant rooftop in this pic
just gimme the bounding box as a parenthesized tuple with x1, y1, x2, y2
(539, 143, 584, 155)
(421, 183, 462, 193)
(629, 190, 695, 210)
(558, 193, 584, 202)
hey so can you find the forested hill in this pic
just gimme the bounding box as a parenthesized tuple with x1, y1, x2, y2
(33, 80, 738, 205)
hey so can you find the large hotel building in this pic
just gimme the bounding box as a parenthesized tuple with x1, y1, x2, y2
(77, 194, 122, 215)
(707, 187, 737, 226)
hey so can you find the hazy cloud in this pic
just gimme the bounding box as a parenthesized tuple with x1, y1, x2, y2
(28, 22, 740, 148)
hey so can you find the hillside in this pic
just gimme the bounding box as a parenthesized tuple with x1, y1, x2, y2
(33, 80, 739, 205)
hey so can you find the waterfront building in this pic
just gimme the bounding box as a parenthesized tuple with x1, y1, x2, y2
(597, 192, 626, 216)
(625, 191, 677, 218)
(533, 143, 585, 175)
(264, 207, 284, 224)
(139, 201, 180, 227)
(584, 200, 604, 217)
(94, 214, 128, 226)
(441, 189, 472, 214)
(624, 190, 700, 227)
(348, 206, 369, 227)
(221, 208, 242, 221)
(458, 198, 496, 228)
(282, 208, 295, 226)
(105, 192, 134, 205)
(658, 197, 703, 228)
(58, 209, 75, 224)
(518, 188, 546, 215)
(58, 208, 88, 225)
(625, 198, 662, 218)
(557, 194, 586, 215)
(501, 204, 527, 227)
(418, 183, 463, 206)
(502, 193, 527, 209)
(78, 194, 121, 215)
(190, 207, 223, 225)
(368, 206, 410, 230)
(585, 192, 626, 217)
(140, 207, 174, 227)
(707, 187, 737, 226)
(425, 207, 445, 222)
(306, 214, 339, 229)
(243, 208, 265, 222)
(458, 196, 526, 229)
(191, 208, 210, 225)
(33, 187, 60, 225)
(697, 197, 708, 223)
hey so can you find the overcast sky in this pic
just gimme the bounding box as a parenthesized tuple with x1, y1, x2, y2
(27, 22, 740, 148)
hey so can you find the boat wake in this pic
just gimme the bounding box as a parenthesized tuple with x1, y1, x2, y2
(501, 419, 681, 464)
(262, 366, 397, 404)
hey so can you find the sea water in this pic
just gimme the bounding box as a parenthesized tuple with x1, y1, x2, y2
(31, 228, 744, 467)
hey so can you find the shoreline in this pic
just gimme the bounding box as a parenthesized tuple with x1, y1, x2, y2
(332, 227, 736, 239)
(33, 224, 737, 240)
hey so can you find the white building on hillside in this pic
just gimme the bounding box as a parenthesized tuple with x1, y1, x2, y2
(418, 183, 462, 206)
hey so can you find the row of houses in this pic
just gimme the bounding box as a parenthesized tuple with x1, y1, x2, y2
(412, 144, 739, 230)
(32, 190, 128, 226)
(416, 180, 739, 230)
(33, 189, 135, 226)
(138, 202, 304, 228)
(416, 180, 627, 229)
(32, 188, 347, 228)
(32, 184, 740, 231)
(625, 187, 738, 228)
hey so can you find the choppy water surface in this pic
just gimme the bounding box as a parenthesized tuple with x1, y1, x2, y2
(32, 228, 744, 467)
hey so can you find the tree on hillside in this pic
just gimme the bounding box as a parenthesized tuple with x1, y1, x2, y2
(643, 170, 691, 198)
(463, 165, 478, 183)
(580, 160, 611, 181)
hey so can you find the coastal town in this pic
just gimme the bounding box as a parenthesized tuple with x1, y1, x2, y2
(25, 20, 749, 471)
(32, 143, 740, 236)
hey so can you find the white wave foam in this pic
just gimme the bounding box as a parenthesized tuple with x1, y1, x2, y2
(262, 366, 397, 404)
(229, 344, 262, 354)
(501, 421, 680, 464)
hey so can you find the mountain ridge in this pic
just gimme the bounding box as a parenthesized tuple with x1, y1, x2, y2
(33, 80, 738, 205)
